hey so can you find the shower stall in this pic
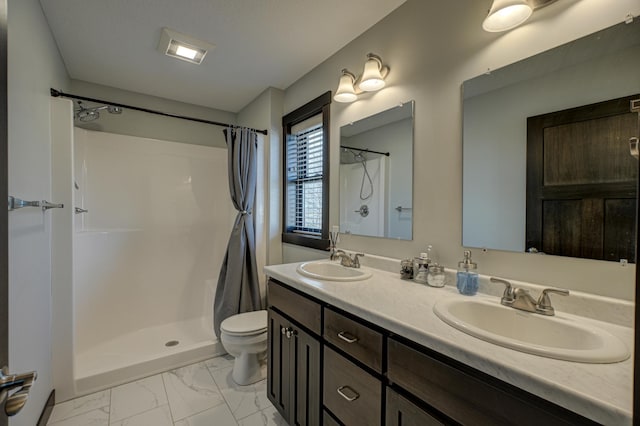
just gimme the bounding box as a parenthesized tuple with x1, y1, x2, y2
(51, 98, 238, 400)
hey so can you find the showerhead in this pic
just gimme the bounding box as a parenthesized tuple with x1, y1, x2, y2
(340, 148, 367, 165)
(75, 101, 123, 122)
(76, 108, 100, 122)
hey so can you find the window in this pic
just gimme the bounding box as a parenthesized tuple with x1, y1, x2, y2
(282, 92, 331, 250)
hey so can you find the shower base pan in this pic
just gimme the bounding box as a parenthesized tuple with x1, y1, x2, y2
(74, 317, 224, 396)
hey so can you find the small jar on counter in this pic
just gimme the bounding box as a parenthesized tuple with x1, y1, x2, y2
(413, 253, 430, 284)
(427, 263, 446, 288)
(400, 259, 414, 280)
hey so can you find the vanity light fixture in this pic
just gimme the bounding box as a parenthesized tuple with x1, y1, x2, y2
(482, 0, 560, 33)
(359, 53, 389, 91)
(158, 27, 215, 65)
(334, 69, 359, 103)
(333, 53, 389, 103)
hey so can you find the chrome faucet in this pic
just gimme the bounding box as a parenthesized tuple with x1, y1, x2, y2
(335, 250, 364, 268)
(490, 277, 569, 316)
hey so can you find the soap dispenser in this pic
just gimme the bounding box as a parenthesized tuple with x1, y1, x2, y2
(456, 250, 478, 295)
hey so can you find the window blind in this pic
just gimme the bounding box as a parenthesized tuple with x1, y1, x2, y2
(285, 119, 324, 236)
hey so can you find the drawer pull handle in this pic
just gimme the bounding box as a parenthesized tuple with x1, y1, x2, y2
(337, 331, 358, 344)
(337, 385, 359, 402)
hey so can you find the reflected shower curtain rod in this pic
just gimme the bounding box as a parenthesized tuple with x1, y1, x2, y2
(340, 145, 390, 157)
(50, 88, 268, 135)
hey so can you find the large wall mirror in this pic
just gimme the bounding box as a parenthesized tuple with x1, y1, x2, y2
(463, 20, 640, 262)
(339, 101, 414, 240)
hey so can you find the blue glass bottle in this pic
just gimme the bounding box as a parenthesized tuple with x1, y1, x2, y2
(456, 250, 478, 295)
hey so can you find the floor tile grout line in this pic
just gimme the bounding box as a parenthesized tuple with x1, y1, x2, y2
(110, 402, 173, 425)
(159, 372, 177, 425)
(204, 362, 240, 424)
(108, 388, 112, 426)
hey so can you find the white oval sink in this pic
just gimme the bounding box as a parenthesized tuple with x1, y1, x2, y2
(433, 298, 629, 363)
(296, 261, 372, 282)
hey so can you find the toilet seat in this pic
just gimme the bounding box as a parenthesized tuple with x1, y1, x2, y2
(220, 310, 267, 336)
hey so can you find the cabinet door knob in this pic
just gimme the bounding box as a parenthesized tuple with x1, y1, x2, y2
(337, 331, 358, 344)
(336, 385, 359, 402)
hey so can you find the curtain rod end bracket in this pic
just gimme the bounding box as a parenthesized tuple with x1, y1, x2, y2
(50, 88, 61, 97)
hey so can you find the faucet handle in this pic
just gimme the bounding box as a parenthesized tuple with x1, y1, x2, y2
(490, 277, 514, 304)
(536, 288, 569, 316)
(353, 253, 364, 268)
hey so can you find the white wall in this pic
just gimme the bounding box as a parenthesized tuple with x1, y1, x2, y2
(281, 0, 640, 300)
(7, 0, 69, 424)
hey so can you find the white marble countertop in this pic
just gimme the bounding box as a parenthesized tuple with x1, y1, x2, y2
(264, 259, 634, 425)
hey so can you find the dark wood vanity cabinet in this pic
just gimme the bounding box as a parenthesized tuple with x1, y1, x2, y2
(267, 281, 321, 426)
(266, 278, 599, 426)
(385, 388, 443, 426)
(387, 337, 598, 426)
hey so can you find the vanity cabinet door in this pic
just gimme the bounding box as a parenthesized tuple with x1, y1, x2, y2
(386, 388, 444, 426)
(267, 309, 291, 420)
(267, 305, 321, 425)
(291, 325, 321, 426)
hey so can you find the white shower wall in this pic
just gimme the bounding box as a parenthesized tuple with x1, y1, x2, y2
(72, 128, 235, 380)
(340, 157, 387, 237)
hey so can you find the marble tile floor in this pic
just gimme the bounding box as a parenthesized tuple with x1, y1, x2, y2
(47, 355, 287, 426)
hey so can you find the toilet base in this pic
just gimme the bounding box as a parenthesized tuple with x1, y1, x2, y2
(232, 351, 266, 385)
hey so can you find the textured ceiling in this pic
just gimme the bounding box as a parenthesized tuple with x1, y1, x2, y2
(40, 0, 406, 112)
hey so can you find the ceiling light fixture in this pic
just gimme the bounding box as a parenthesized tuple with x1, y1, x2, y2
(333, 53, 389, 103)
(158, 28, 215, 65)
(482, 0, 560, 32)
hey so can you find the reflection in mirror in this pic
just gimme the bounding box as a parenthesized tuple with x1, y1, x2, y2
(339, 101, 414, 240)
(462, 20, 640, 261)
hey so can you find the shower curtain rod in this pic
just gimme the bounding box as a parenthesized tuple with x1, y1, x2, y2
(340, 145, 390, 157)
(50, 88, 268, 135)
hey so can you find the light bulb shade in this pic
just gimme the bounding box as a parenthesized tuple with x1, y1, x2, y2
(334, 70, 358, 103)
(482, 0, 533, 32)
(358, 54, 387, 92)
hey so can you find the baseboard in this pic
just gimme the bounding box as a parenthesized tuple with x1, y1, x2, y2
(36, 389, 55, 426)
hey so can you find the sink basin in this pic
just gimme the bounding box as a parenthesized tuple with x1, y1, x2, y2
(433, 298, 629, 363)
(296, 261, 372, 282)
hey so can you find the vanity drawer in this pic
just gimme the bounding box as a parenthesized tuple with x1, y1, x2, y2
(324, 307, 383, 372)
(323, 346, 381, 426)
(387, 338, 596, 426)
(268, 279, 321, 335)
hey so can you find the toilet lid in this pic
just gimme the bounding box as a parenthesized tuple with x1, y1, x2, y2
(221, 310, 268, 336)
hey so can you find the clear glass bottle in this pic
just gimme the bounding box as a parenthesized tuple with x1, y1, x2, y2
(456, 250, 478, 295)
(413, 252, 430, 284)
(427, 263, 446, 288)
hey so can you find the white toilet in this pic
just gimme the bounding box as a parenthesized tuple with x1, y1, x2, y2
(220, 310, 268, 385)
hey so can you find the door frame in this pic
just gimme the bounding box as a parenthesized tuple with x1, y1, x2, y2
(0, 0, 8, 424)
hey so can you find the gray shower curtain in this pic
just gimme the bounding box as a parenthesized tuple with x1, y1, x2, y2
(214, 127, 262, 338)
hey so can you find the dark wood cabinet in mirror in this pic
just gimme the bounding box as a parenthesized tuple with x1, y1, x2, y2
(462, 20, 640, 262)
